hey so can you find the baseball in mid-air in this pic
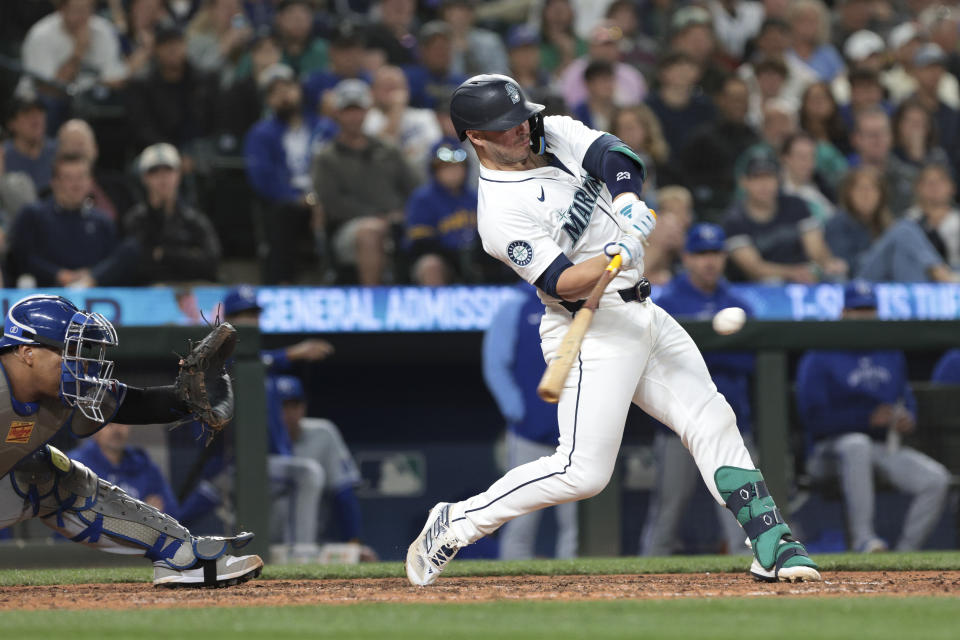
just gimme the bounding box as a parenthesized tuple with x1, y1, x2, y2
(712, 307, 747, 335)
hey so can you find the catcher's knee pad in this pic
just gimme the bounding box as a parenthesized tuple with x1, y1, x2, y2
(11, 445, 240, 570)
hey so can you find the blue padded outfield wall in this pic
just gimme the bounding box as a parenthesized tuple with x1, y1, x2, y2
(3, 282, 960, 331)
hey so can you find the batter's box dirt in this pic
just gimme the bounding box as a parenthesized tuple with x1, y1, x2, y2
(1, 571, 958, 610)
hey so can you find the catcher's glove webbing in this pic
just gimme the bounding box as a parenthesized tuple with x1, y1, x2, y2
(175, 322, 237, 442)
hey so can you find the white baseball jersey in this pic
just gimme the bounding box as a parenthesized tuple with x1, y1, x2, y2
(476, 116, 641, 306)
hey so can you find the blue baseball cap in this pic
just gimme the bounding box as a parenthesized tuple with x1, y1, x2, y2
(507, 24, 539, 49)
(274, 375, 304, 402)
(685, 223, 726, 253)
(844, 279, 877, 310)
(222, 286, 262, 317)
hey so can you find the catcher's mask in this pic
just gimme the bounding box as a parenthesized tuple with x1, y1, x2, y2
(59, 311, 119, 422)
(0, 295, 119, 421)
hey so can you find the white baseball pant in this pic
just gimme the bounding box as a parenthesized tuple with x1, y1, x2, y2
(449, 300, 754, 543)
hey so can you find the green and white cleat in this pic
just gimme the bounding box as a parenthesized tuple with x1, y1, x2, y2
(715, 466, 822, 583)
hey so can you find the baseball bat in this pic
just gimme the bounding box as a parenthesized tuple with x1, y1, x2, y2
(537, 253, 623, 404)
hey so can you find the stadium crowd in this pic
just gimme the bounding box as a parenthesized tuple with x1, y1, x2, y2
(0, 0, 958, 288)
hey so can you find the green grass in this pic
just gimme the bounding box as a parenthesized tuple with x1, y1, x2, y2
(1, 598, 958, 640)
(2, 551, 960, 586)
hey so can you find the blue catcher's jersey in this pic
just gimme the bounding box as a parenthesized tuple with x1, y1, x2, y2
(0, 361, 125, 478)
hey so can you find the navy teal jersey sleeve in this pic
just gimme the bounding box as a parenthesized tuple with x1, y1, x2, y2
(405, 185, 440, 245)
(581, 134, 646, 199)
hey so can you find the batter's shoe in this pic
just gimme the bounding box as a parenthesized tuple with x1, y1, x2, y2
(405, 502, 464, 586)
(715, 466, 822, 583)
(153, 554, 264, 588)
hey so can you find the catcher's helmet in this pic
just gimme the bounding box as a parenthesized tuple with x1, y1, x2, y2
(0, 294, 118, 421)
(450, 74, 546, 152)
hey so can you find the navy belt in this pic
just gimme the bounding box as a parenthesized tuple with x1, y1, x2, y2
(558, 277, 651, 314)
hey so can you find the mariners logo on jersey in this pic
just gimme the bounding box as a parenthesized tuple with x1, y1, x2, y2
(507, 240, 534, 266)
(559, 176, 603, 243)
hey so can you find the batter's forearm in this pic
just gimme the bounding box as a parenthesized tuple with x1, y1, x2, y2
(555, 254, 609, 300)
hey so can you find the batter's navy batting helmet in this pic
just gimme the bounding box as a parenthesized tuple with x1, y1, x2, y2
(450, 74, 546, 152)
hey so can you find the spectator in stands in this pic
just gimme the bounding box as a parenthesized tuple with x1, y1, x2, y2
(610, 104, 671, 203)
(799, 82, 850, 156)
(124, 143, 220, 284)
(779, 131, 836, 222)
(404, 138, 477, 285)
(303, 21, 370, 116)
(185, 0, 253, 77)
(646, 52, 715, 157)
(124, 25, 217, 161)
(69, 423, 178, 514)
(744, 98, 799, 163)
(538, 0, 587, 76)
(787, 0, 844, 83)
(440, 0, 509, 77)
(738, 18, 817, 107)
(641, 223, 755, 556)
(403, 21, 467, 110)
(640, 185, 694, 285)
(506, 25, 555, 107)
(571, 60, 616, 132)
(363, 65, 442, 183)
(666, 5, 728, 97)
(825, 166, 956, 282)
(270, 0, 327, 77)
(117, 0, 171, 81)
(678, 74, 760, 222)
(909, 44, 960, 176)
(891, 99, 952, 172)
(484, 282, 577, 560)
(2, 93, 56, 194)
(270, 375, 369, 554)
(706, 0, 765, 63)
(906, 164, 960, 271)
(56, 118, 136, 221)
(839, 68, 890, 130)
(0, 147, 37, 246)
(723, 150, 847, 283)
(9, 154, 137, 287)
(744, 56, 791, 128)
(560, 21, 647, 111)
(848, 107, 917, 214)
(920, 4, 960, 92)
(364, 0, 419, 67)
(312, 79, 418, 286)
(244, 63, 331, 284)
(19, 0, 127, 128)
(795, 280, 952, 552)
(604, 0, 658, 78)
(839, 29, 887, 80)
(932, 349, 960, 383)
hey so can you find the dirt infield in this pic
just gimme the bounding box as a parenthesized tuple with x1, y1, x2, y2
(1, 571, 958, 610)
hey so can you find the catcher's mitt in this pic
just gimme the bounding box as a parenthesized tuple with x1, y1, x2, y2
(175, 322, 238, 441)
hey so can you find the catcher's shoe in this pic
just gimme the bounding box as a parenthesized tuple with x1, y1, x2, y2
(715, 466, 822, 583)
(153, 554, 263, 588)
(405, 502, 464, 586)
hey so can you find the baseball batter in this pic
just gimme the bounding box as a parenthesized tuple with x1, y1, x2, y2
(406, 75, 821, 586)
(0, 294, 262, 587)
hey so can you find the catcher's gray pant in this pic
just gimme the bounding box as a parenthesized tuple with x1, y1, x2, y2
(807, 433, 951, 551)
(448, 301, 754, 544)
(640, 432, 753, 556)
(268, 455, 323, 555)
(499, 431, 578, 560)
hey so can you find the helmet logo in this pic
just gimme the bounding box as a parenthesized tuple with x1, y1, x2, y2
(8, 327, 17, 334)
(505, 83, 520, 104)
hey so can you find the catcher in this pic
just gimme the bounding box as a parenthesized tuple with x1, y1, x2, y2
(0, 294, 262, 587)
